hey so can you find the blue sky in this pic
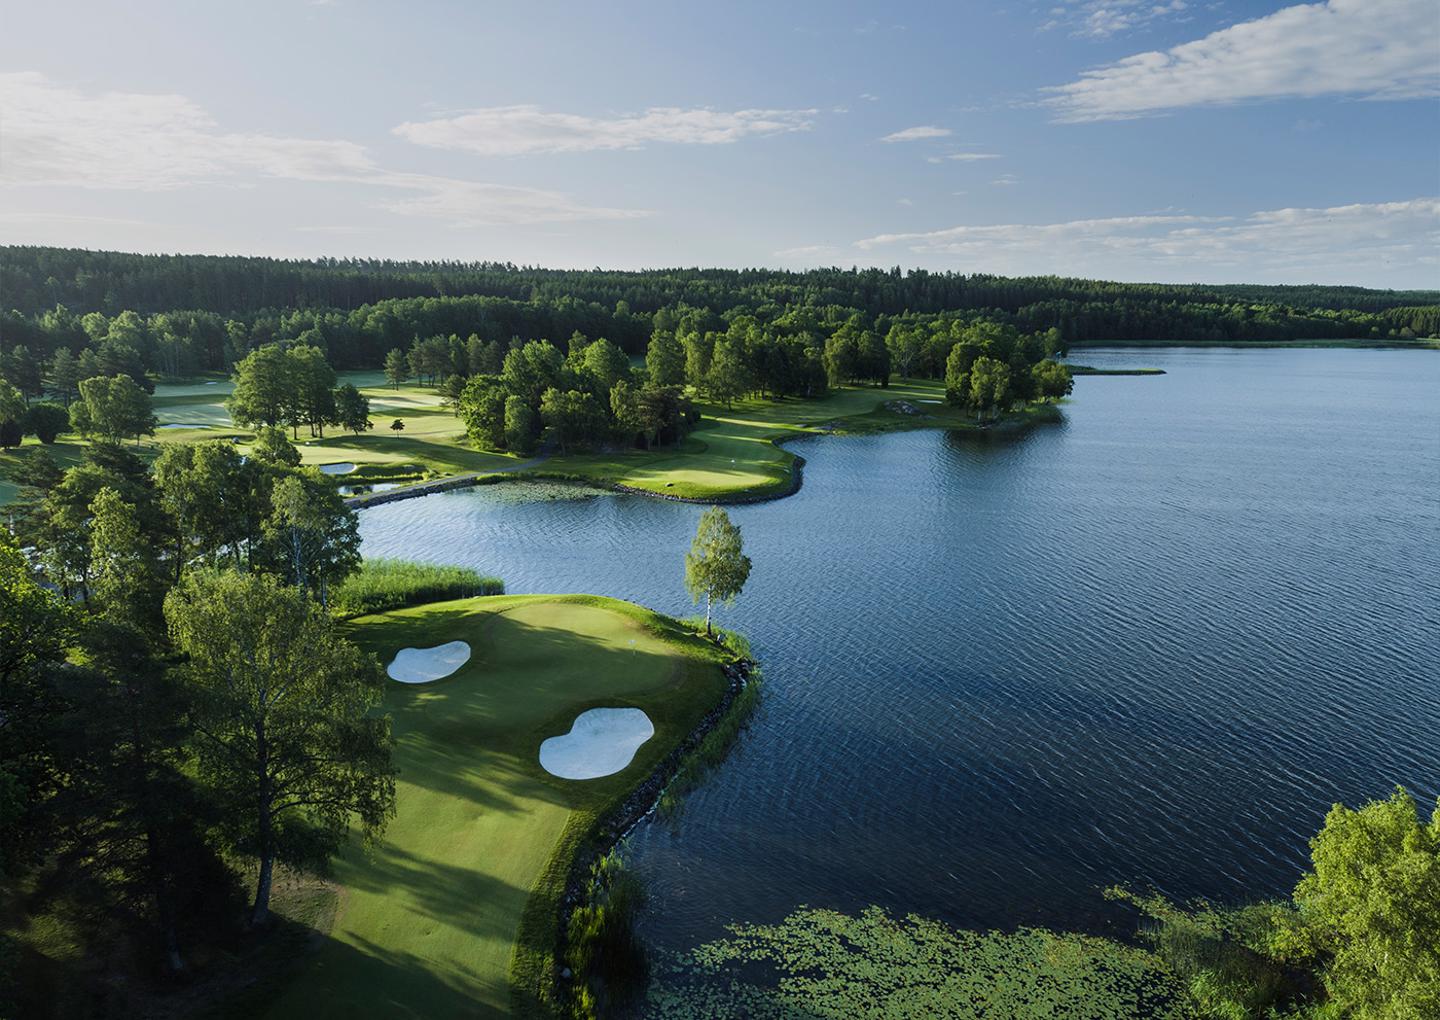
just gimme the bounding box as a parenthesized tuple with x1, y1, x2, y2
(1, 0, 1437, 287)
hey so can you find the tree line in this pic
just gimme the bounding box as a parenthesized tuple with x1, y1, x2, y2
(3, 249, 1435, 387)
(2, 428, 397, 1014)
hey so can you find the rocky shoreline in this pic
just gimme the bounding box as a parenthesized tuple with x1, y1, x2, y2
(551, 654, 754, 998)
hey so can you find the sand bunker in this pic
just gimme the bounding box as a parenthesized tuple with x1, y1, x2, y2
(539, 708, 655, 780)
(318, 462, 357, 475)
(157, 423, 210, 430)
(386, 641, 471, 683)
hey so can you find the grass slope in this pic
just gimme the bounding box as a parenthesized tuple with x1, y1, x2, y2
(258, 594, 729, 1020)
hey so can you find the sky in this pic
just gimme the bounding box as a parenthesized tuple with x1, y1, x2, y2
(1, 0, 1437, 288)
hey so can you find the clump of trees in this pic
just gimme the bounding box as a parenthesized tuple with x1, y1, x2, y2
(1110, 786, 1440, 1020)
(1, 431, 397, 1010)
(226, 343, 370, 438)
(458, 335, 697, 455)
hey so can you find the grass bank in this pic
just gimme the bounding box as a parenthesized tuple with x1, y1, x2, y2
(254, 594, 732, 1020)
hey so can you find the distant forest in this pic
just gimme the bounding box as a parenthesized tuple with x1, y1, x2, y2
(1, 246, 1436, 375)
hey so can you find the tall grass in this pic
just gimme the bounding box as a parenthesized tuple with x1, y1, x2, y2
(332, 557, 503, 617)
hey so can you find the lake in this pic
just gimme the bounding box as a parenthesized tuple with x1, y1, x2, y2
(358, 347, 1440, 953)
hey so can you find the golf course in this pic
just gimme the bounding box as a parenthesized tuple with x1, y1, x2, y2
(255, 594, 732, 1019)
(0, 370, 1057, 509)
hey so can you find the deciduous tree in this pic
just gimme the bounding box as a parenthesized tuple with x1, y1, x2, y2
(684, 506, 752, 635)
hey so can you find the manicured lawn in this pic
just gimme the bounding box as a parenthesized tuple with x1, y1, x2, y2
(259, 595, 730, 1020)
(542, 377, 1038, 500)
(0, 374, 1054, 507)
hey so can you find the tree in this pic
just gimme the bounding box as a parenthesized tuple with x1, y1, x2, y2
(1031, 360, 1073, 402)
(706, 338, 749, 408)
(885, 325, 924, 379)
(646, 330, 687, 388)
(154, 442, 268, 569)
(580, 338, 630, 398)
(1285, 788, 1440, 1019)
(383, 347, 408, 390)
(502, 340, 565, 406)
(4, 345, 44, 403)
(504, 395, 538, 455)
(459, 378, 508, 449)
(287, 345, 337, 437)
(390, 418, 405, 433)
(47, 347, 81, 406)
(22, 403, 69, 444)
(968, 356, 1011, 419)
(164, 569, 396, 926)
(540, 387, 606, 453)
(0, 381, 24, 448)
(227, 344, 294, 429)
(261, 473, 361, 608)
(0, 529, 70, 878)
(683, 507, 752, 635)
(333, 383, 372, 436)
(75, 374, 157, 445)
(251, 425, 302, 467)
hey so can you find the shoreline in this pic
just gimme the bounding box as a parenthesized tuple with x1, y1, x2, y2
(509, 642, 756, 1016)
(347, 401, 1060, 513)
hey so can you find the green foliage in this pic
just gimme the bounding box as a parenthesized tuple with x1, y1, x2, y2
(251, 424, 302, 467)
(21, 402, 68, 443)
(684, 507, 752, 633)
(73, 374, 156, 444)
(164, 568, 397, 925)
(648, 905, 1192, 1019)
(331, 557, 504, 616)
(565, 853, 650, 1018)
(1291, 788, 1440, 1019)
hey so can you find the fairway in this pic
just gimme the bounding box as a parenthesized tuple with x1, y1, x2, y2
(261, 594, 729, 1019)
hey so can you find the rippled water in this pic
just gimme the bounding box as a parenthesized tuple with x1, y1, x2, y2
(359, 348, 1440, 949)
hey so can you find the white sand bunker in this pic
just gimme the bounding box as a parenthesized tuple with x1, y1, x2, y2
(318, 462, 357, 475)
(540, 708, 655, 780)
(386, 641, 471, 684)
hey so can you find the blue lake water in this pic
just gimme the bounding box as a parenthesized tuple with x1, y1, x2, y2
(358, 347, 1440, 951)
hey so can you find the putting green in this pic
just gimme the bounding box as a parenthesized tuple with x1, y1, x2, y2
(261, 594, 729, 1019)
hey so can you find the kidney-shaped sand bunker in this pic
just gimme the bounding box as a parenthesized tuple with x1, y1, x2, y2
(386, 641, 471, 684)
(539, 708, 655, 780)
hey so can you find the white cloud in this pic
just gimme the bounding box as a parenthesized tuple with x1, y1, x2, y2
(1043, 0, 1191, 39)
(1045, 0, 1440, 122)
(946, 152, 1002, 162)
(852, 198, 1440, 281)
(772, 243, 846, 260)
(991, 173, 1020, 186)
(0, 72, 646, 224)
(880, 125, 952, 142)
(394, 105, 816, 157)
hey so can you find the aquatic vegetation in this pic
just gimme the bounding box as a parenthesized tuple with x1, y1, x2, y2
(648, 905, 1193, 1019)
(330, 557, 503, 616)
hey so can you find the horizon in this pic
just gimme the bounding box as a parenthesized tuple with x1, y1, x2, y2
(2, 1, 1437, 289)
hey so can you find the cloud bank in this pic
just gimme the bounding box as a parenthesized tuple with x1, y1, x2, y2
(394, 105, 816, 156)
(852, 198, 1440, 279)
(1045, 0, 1440, 121)
(0, 72, 647, 225)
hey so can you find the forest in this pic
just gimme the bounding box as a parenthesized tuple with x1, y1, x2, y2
(1, 247, 1437, 381)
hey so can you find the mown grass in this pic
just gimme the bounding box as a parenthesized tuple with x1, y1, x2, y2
(252, 594, 730, 1020)
(331, 557, 504, 617)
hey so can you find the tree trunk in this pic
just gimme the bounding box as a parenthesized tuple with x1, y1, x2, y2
(704, 592, 712, 636)
(251, 720, 273, 927)
(251, 849, 274, 927)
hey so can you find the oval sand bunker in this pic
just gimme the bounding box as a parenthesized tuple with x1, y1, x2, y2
(540, 708, 655, 780)
(318, 462, 357, 475)
(386, 641, 471, 683)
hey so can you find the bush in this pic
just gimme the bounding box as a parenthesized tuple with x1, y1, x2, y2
(565, 853, 649, 1019)
(331, 558, 503, 616)
(23, 403, 69, 444)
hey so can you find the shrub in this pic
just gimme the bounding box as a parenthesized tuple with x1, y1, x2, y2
(331, 558, 503, 616)
(22, 403, 69, 444)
